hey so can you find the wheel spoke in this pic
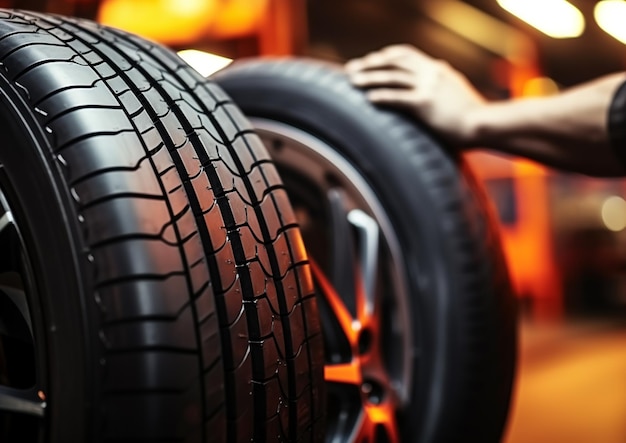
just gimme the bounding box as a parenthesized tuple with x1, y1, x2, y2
(0, 285, 33, 340)
(317, 198, 403, 441)
(347, 209, 380, 321)
(324, 361, 362, 386)
(0, 207, 20, 276)
(0, 210, 14, 237)
(327, 188, 357, 316)
(311, 260, 359, 347)
(352, 401, 400, 443)
(0, 386, 45, 417)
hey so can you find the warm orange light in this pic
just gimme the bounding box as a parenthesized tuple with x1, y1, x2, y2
(98, 0, 215, 44)
(98, 0, 268, 45)
(208, 0, 268, 39)
(497, 0, 585, 38)
(522, 77, 560, 97)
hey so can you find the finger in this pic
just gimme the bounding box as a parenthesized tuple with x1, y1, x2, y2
(346, 44, 434, 73)
(349, 69, 416, 89)
(345, 52, 388, 73)
(379, 45, 441, 74)
(345, 46, 405, 72)
(381, 44, 432, 63)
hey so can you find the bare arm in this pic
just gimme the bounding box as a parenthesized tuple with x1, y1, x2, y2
(345, 44, 626, 177)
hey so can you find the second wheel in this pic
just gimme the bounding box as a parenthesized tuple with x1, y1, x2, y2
(214, 58, 517, 443)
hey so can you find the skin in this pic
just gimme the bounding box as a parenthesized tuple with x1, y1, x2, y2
(345, 44, 626, 177)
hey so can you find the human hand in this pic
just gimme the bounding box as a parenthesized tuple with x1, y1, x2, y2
(345, 44, 487, 147)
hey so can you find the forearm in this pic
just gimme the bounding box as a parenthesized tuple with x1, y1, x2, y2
(465, 73, 626, 176)
(347, 45, 626, 176)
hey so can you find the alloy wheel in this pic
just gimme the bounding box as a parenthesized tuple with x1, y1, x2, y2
(253, 119, 414, 442)
(0, 181, 46, 443)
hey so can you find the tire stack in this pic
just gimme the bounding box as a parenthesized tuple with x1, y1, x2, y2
(0, 9, 517, 443)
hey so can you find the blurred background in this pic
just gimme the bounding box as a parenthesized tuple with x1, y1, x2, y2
(4, 0, 626, 441)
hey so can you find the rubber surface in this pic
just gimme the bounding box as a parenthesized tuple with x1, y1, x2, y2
(0, 12, 323, 443)
(214, 58, 517, 443)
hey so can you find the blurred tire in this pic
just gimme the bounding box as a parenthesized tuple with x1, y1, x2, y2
(214, 58, 517, 443)
(0, 12, 324, 443)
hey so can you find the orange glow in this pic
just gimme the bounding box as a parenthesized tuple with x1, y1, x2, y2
(522, 77, 559, 97)
(259, 0, 308, 55)
(324, 361, 362, 385)
(358, 403, 400, 443)
(467, 51, 563, 321)
(504, 326, 626, 443)
(510, 60, 541, 98)
(208, 0, 268, 39)
(467, 155, 562, 320)
(98, 0, 268, 45)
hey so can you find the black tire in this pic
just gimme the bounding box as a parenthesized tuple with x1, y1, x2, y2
(213, 59, 517, 443)
(0, 12, 324, 443)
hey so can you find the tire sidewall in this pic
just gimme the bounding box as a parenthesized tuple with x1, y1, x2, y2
(0, 74, 95, 442)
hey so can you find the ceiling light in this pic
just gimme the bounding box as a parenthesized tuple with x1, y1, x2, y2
(497, 0, 585, 38)
(425, 1, 532, 61)
(595, 1, 626, 44)
(601, 196, 626, 232)
(177, 50, 233, 77)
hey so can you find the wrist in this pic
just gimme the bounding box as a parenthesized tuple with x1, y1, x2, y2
(460, 104, 494, 148)
(460, 99, 541, 148)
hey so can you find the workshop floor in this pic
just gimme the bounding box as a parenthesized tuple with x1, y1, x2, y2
(503, 318, 626, 443)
